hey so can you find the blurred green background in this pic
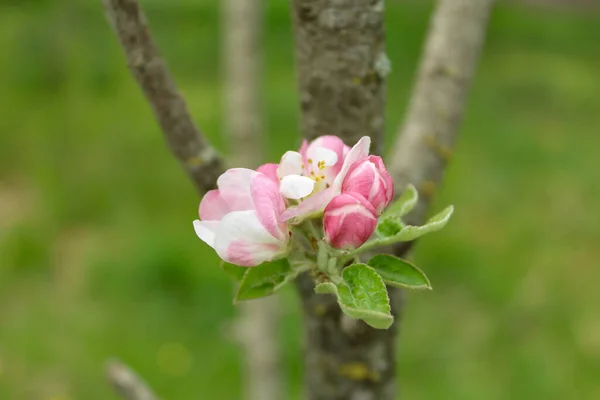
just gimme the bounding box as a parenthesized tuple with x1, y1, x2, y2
(1, 0, 599, 398)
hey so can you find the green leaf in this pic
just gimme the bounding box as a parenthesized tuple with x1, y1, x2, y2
(384, 184, 418, 217)
(368, 254, 431, 290)
(376, 216, 404, 238)
(338, 264, 393, 329)
(313, 265, 393, 329)
(235, 259, 295, 302)
(394, 205, 454, 242)
(220, 261, 247, 281)
(315, 281, 337, 294)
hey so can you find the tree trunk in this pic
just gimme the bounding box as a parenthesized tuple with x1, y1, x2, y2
(290, 1, 395, 399)
(290, 0, 388, 154)
(290, 0, 495, 399)
(221, 1, 284, 400)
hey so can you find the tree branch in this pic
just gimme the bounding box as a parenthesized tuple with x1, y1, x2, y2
(222, 0, 264, 169)
(102, 0, 225, 194)
(389, 0, 496, 225)
(106, 359, 158, 400)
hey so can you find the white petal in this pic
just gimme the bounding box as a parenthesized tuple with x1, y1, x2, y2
(280, 175, 315, 199)
(215, 210, 287, 266)
(193, 220, 220, 249)
(277, 151, 304, 178)
(314, 147, 338, 167)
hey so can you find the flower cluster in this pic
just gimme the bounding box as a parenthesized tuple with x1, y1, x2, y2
(193, 135, 394, 267)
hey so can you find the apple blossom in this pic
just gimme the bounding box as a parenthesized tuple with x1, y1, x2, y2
(323, 192, 378, 250)
(341, 155, 394, 215)
(256, 163, 279, 185)
(193, 168, 290, 267)
(281, 136, 372, 221)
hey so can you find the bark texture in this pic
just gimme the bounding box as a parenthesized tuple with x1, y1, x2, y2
(290, 0, 389, 153)
(291, 1, 396, 399)
(389, 0, 496, 226)
(221, 0, 284, 399)
(291, 0, 495, 399)
(102, 0, 225, 194)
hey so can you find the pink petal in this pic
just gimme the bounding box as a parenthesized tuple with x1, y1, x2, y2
(371, 155, 395, 203)
(257, 163, 280, 184)
(323, 192, 377, 250)
(342, 160, 377, 199)
(250, 173, 288, 241)
(217, 168, 256, 212)
(341, 155, 394, 215)
(199, 190, 231, 221)
(332, 136, 371, 190)
(281, 188, 336, 222)
(214, 210, 288, 267)
(342, 144, 351, 158)
(299, 139, 309, 161)
(306, 135, 347, 179)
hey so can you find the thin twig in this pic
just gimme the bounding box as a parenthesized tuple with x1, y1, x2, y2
(106, 359, 159, 400)
(101, 0, 225, 194)
(389, 0, 496, 225)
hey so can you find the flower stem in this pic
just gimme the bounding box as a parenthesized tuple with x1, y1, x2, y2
(340, 236, 397, 263)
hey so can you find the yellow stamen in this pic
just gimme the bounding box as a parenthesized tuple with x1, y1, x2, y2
(318, 160, 326, 170)
(307, 158, 313, 164)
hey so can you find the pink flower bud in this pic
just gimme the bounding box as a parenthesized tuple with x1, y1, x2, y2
(323, 192, 378, 250)
(341, 155, 394, 215)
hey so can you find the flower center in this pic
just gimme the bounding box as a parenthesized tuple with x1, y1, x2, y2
(305, 157, 332, 191)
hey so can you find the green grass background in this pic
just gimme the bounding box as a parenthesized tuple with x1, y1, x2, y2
(1, 0, 599, 398)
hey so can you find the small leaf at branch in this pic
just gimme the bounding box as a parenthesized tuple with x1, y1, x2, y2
(393, 205, 454, 242)
(338, 264, 393, 329)
(221, 261, 248, 281)
(315, 281, 337, 294)
(376, 216, 404, 238)
(368, 254, 431, 290)
(235, 259, 294, 302)
(384, 184, 418, 217)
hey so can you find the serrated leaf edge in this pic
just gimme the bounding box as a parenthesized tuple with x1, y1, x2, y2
(368, 254, 432, 291)
(340, 264, 394, 329)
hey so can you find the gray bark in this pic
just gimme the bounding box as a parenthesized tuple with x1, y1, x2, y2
(102, 0, 225, 194)
(290, 1, 395, 399)
(222, 0, 264, 169)
(290, 0, 388, 154)
(389, 0, 496, 226)
(221, 0, 284, 399)
(291, 0, 495, 399)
